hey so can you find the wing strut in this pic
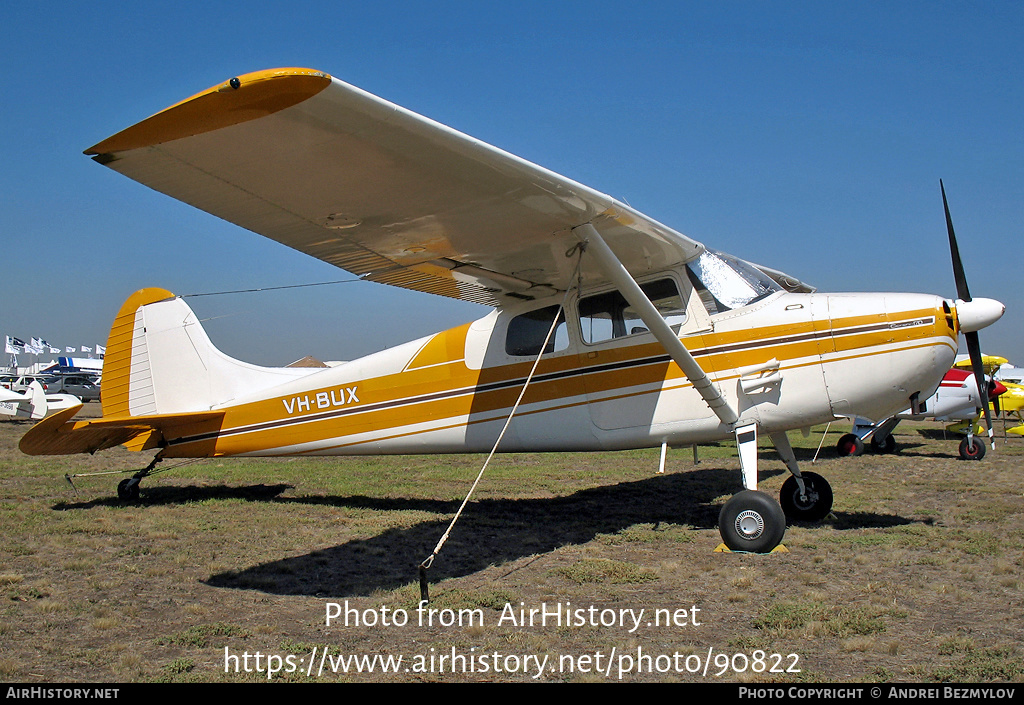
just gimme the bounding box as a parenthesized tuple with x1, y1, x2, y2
(573, 223, 738, 425)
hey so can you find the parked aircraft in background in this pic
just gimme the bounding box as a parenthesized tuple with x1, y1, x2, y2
(19, 68, 1005, 554)
(996, 364, 1024, 385)
(0, 382, 79, 420)
(837, 364, 1007, 460)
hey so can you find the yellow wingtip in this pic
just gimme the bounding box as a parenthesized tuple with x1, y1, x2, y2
(86, 68, 332, 155)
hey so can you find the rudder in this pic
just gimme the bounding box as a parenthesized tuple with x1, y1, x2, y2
(101, 288, 176, 418)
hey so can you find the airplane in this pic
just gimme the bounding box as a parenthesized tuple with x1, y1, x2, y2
(0, 381, 79, 420)
(968, 356, 1024, 436)
(19, 68, 1006, 555)
(997, 382, 1024, 436)
(943, 355, 1024, 440)
(995, 363, 1024, 385)
(835, 364, 1008, 460)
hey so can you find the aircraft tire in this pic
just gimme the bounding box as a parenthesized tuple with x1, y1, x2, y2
(779, 472, 833, 522)
(958, 437, 986, 461)
(718, 490, 786, 553)
(870, 434, 897, 454)
(117, 478, 140, 502)
(836, 433, 865, 457)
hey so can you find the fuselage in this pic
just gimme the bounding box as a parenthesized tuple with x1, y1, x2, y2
(156, 281, 958, 459)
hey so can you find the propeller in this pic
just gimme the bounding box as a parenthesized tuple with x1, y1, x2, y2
(942, 179, 1005, 449)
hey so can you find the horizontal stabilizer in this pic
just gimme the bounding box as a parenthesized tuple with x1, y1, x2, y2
(19, 405, 225, 456)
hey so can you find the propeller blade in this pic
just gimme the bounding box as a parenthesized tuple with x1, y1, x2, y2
(965, 331, 994, 445)
(943, 181, 995, 448)
(941, 179, 972, 302)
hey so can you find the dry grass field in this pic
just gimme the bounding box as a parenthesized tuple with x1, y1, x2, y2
(1, 405, 1022, 683)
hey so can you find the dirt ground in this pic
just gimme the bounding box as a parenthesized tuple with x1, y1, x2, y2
(1, 405, 1022, 683)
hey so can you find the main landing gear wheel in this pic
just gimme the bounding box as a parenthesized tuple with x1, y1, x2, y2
(959, 437, 986, 461)
(836, 433, 865, 457)
(718, 490, 786, 553)
(871, 434, 897, 454)
(117, 478, 141, 502)
(779, 471, 833, 522)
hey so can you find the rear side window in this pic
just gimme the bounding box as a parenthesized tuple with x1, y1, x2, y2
(506, 305, 569, 357)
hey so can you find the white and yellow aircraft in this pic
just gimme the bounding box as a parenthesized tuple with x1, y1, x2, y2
(20, 68, 1005, 553)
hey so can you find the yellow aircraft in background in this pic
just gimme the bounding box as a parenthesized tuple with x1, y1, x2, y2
(20, 68, 1005, 554)
(953, 356, 1024, 437)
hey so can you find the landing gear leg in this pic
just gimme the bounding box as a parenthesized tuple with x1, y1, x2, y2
(718, 424, 786, 552)
(771, 431, 833, 522)
(116, 454, 163, 502)
(869, 417, 901, 454)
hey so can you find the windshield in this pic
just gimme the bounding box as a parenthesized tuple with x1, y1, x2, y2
(686, 250, 781, 313)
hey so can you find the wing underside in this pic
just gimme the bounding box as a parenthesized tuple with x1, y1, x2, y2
(87, 68, 707, 304)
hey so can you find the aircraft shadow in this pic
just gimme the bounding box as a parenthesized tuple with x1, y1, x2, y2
(53, 483, 293, 510)
(201, 467, 919, 598)
(914, 428, 961, 441)
(824, 511, 929, 531)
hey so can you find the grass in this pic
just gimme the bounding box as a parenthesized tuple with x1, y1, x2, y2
(929, 646, 1024, 682)
(554, 558, 659, 585)
(1, 415, 1022, 682)
(157, 623, 249, 648)
(754, 600, 895, 638)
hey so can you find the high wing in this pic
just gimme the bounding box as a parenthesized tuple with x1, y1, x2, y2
(953, 354, 1008, 376)
(87, 68, 709, 305)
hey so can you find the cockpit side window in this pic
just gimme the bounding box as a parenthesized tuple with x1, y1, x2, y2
(578, 278, 687, 345)
(685, 250, 781, 313)
(505, 305, 569, 357)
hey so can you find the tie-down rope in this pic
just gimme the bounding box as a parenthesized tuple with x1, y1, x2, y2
(418, 245, 585, 601)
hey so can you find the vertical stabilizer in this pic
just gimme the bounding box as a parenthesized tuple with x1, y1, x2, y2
(100, 288, 320, 418)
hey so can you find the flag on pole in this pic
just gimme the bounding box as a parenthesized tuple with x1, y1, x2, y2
(29, 338, 45, 354)
(66, 346, 76, 353)
(81, 346, 92, 353)
(48, 346, 61, 354)
(5, 336, 25, 354)
(96, 344, 106, 356)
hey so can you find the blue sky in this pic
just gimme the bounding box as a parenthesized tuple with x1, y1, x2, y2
(3, 2, 1022, 366)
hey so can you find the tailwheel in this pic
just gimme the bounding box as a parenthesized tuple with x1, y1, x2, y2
(836, 433, 865, 457)
(779, 471, 833, 522)
(718, 490, 786, 553)
(117, 477, 141, 502)
(114, 454, 163, 502)
(958, 437, 986, 461)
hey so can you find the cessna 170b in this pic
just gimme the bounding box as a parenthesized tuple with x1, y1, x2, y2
(20, 68, 1005, 554)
